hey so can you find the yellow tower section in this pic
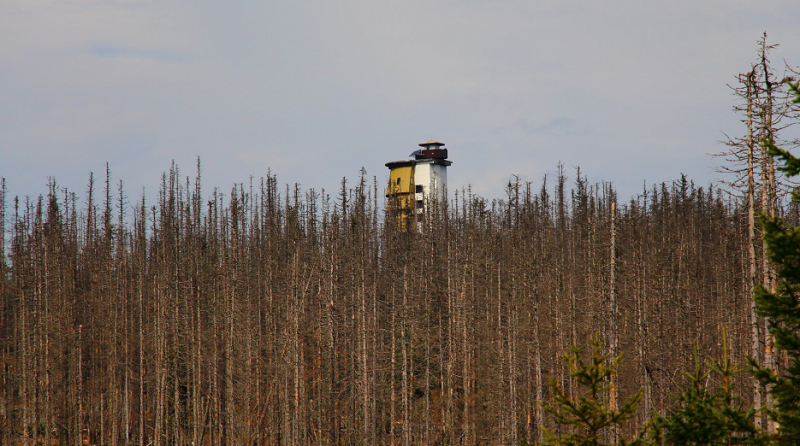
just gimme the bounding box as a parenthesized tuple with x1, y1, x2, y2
(385, 160, 416, 230)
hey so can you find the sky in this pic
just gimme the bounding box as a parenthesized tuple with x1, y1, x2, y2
(3, 0, 800, 208)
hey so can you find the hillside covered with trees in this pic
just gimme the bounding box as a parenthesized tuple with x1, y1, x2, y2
(1, 37, 799, 446)
(0, 164, 786, 445)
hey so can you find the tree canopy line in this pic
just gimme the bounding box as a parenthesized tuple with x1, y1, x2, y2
(1, 38, 800, 446)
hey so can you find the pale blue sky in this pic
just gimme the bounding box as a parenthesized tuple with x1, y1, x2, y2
(2, 0, 800, 205)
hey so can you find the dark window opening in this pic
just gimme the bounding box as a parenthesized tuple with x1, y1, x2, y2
(416, 200, 424, 209)
(396, 178, 401, 185)
(416, 185, 423, 193)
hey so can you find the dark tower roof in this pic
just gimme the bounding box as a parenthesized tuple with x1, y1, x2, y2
(415, 140, 448, 161)
(419, 140, 446, 148)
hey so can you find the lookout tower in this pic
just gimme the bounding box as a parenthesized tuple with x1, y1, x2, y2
(386, 140, 452, 230)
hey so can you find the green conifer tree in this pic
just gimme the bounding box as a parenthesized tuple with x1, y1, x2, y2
(535, 334, 652, 446)
(658, 332, 764, 446)
(753, 78, 800, 444)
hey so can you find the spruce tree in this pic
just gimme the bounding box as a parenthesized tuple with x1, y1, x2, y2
(658, 333, 764, 445)
(536, 334, 651, 446)
(752, 79, 800, 444)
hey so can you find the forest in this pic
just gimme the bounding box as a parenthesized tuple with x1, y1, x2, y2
(1, 38, 800, 446)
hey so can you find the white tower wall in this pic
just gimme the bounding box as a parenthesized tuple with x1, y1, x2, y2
(413, 161, 448, 220)
(421, 164, 446, 199)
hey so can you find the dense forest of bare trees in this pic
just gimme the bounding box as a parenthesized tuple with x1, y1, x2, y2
(0, 158, 792, 445)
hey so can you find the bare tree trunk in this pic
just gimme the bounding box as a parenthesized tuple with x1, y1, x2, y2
(402, 265, 410, 446)
(328, 254, 338, 446)
(743, 70, 763, 428)
(609, 200, 618, 444)
(635, 216, 651, 425)
(759, 38, 779, 432)
(509, 301, 519, 446)
(76, 325, 84, 446)
(445, 261, 454, 445)
(425, 276, 432, 446)
(139, 271, 146, 445)
(227, 264, 235, 445)
(462, 260, 472, 446)
(534, 311, 543, 444)
(496, 264, 506, 446)
(390, 281, 397, 446)
(360, 268, 370, 446)
(21, 286, 31, 446)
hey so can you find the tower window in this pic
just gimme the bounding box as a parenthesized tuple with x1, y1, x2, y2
(396, 178, 401, 185)
(415, 185, 423, 193)
(416, 200, 424, 209)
